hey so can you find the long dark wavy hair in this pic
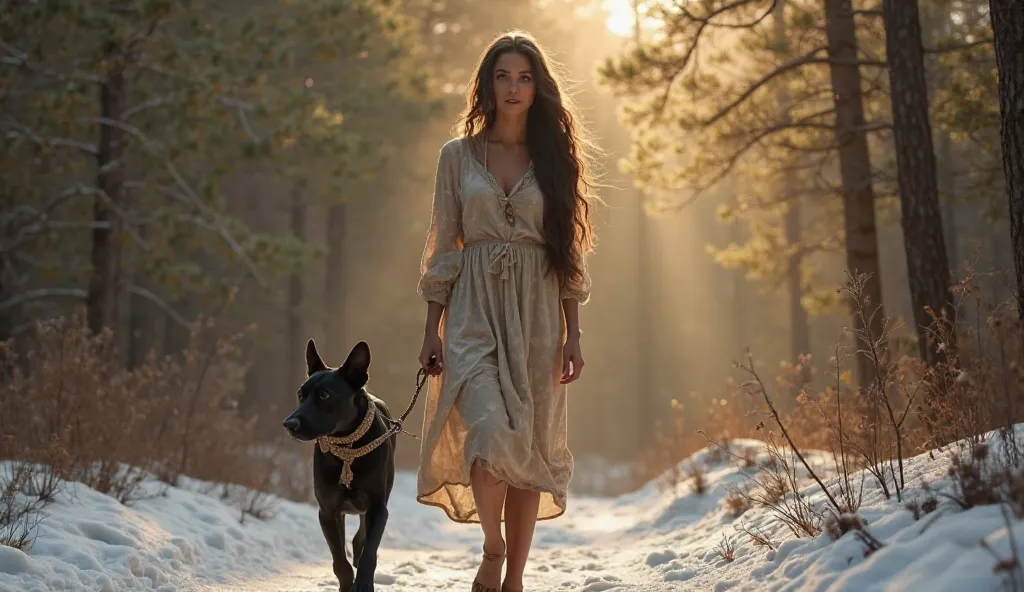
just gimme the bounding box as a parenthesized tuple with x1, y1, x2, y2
(458, 31, 596, 291)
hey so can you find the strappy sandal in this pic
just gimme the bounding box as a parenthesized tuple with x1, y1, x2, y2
(471, 545, 505, 592)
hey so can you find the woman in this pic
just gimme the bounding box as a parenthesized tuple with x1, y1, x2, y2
(415, 30, 596, 592)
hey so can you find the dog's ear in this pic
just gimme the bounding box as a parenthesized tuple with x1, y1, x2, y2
(338, 341, 370, 389)
(305, 338, 328, 377)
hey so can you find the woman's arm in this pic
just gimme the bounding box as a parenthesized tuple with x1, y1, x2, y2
(424, 301, 446, 337)
(562, 298, 581, 342)
(418, 141, 463, 375)
(561, 297, 584, 384)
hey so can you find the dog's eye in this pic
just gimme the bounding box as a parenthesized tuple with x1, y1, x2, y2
(318, 390, 331, 401)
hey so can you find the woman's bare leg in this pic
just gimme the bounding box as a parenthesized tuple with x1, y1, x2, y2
(470, 461, 507, 590)
(501, 486, 540, 591)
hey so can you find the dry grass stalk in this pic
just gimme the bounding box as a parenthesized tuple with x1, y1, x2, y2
(714, 533, 737, 563)
(737, 522, 777, 550)
(979, 504, 1024, 592)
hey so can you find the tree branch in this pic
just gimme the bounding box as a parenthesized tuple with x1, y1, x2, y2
(222, 98, 262, 143)
(0, 39, 102, 84)
(924, 38, 993, 54)
(85, 117, 270, 289)
(122, 93, 177, 120)
(127, 284, 189, 328)
(1, 184, 148, 255)
(702, 48, 886, 127)
(675, 0, 779, 29)
(0, 288, 86, 312)
(2, 117, 98, 155)
(0, 285, 188, 329)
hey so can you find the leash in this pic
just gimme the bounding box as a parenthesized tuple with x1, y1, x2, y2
(382, 366, 430, 440)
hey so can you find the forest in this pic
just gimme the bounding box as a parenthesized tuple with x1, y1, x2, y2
(2, 0, 1023, 532)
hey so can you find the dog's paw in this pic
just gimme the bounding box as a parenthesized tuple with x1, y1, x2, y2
(352, 583, 374, 592)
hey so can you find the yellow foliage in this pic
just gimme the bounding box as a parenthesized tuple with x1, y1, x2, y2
(313, 103, 344, 127)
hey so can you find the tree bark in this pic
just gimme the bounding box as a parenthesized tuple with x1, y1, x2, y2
(823, 0, 886, 389)
(939, 133, 959, 278)
(774, 0, 811, 386)
(127, 228, 153, 369)
(882, 0, 954, 366)
(87, 42, 124, 336)
(633, 0, 657, 453)
(987, 0, 1024, 328)
(325, 202, 348, 343)
(288, 181, 307, 391)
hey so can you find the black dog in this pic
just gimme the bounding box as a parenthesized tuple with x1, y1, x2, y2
(283, 339, 395, 592)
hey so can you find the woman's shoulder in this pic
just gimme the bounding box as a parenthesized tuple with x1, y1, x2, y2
(439, 136, 470, 161)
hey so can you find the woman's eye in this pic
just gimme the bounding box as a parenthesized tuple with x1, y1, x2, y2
(521, 76, 531, 82)
(318, 390, 331, 401)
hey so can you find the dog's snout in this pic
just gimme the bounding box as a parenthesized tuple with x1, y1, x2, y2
(283, 417, 301, 431)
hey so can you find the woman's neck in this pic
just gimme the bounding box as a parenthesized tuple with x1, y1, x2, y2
(489, 114, 527, 147)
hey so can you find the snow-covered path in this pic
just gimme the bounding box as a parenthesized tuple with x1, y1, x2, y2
(4, 438, 1024, 591)
(197, 472, 701, 592)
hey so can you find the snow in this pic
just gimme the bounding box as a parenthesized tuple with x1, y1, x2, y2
(1, 434, 1021, 591)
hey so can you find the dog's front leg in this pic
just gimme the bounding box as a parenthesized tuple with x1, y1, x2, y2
(319, 509, 354, 592)
(352, 504, 388, 592)
(352, 514, 366, 566)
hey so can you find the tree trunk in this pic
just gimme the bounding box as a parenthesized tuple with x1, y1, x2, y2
(288, 181, 307, 391)
(633, 0, 656, 454)
(127, 228, 153, 369)
(325, 202, 348, 344)
(87, 42, 124, 336)
(939, 133, 959, 278)
(882, 0, 954, 366)
(163, 294, 191, 358)
(823, 0, 886, 389)
(987, 0, 1024, 327)
(728, 209, 748, 354)
(774, 0, 811, 386)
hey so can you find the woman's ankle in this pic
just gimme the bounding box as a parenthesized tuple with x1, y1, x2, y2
(482, 538, 506, 558)
(501, 573, 523, 590)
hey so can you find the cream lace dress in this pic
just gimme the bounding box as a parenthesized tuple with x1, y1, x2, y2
(415, 136, 591, 523)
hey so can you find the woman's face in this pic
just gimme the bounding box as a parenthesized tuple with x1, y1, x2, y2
(492, 51, 535, 118)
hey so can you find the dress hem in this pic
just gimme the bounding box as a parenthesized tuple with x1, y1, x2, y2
(416, 457, 569, 524)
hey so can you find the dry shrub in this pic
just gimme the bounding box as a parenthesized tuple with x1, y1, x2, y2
(633, 386, 757, 491)
(742, 435, 822, 538)
(724, 487, 752, 518)
(636, 261, 1024, 560)
(0, 462, 50, 550)
(904, 481, 938, 520)
(920, 265, 1024, 457)
(688, 464, 708, 495)
(980, 505, 1024, 592)
(0, 304, 288, 522)
(824, 512, 884, 556)
(904, 265, 1024, 527)
(737, 521, 776, 550)
(714, 532, 736, 563)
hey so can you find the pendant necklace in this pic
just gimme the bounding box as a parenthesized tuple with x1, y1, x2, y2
(484, 138, 516, 226)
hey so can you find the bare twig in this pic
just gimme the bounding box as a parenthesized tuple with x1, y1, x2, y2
(738, 352, 842, 513)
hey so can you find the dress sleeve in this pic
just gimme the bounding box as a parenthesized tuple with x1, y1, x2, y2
(417, 140, 464, 306)
(560, 250, 592, 305)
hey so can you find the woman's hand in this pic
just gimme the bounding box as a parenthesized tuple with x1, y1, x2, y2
(561, 334, 584, 384)
(419, 332, 444, 376)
